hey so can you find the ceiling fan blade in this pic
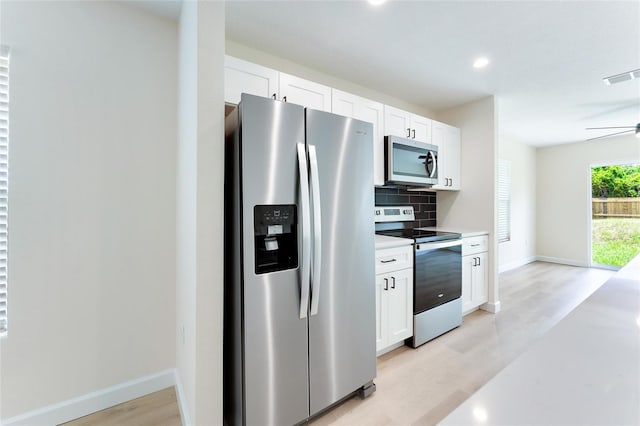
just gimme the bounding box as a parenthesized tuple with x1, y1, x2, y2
(586, 129, 635, 141)
(585, 126, 635, 130)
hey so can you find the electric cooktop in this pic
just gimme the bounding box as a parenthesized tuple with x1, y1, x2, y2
(375, 228, 461, 243)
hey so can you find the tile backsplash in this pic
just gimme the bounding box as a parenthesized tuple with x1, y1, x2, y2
(374, 186, 436, 228)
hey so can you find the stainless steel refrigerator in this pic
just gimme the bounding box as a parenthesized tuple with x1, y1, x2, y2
(224, 94, 376, 426)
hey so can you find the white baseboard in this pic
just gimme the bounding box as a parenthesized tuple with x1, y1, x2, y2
(499, 256, 536, 273)
(535, 256, 589, 268)
(481, 300, 501, 313)
(174, 370, 192, 426)
(2, 369, 175, 426)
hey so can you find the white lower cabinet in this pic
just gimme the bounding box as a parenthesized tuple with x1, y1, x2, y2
(375, 245, 413, 354)
(461, 235, 489, 314)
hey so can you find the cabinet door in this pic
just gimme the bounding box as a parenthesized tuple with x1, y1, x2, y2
(472, 252, 488, 305)
(331, 90, 384, 185)
(386, 268, 413, 344)
(411, 114, 432, 143)
(431, 121, 448, 189)
(445, 125, 461, 190)
(358, 100, 385, 186)
(375, 274, 388, 352)
(461, 255, 474, 313)
(280, 73, 331, 112)
(431, 121, 461, 191)
(331, 88, 358, 118)
(224, 56, 279, 105)
(384, 105, 412, 139)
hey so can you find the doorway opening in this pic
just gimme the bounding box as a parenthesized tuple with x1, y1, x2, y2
(590, 163, 640, 268)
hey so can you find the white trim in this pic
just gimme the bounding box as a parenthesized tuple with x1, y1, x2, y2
(480, 300, 501, 313)
(2, 369, 175, 426)
(174, 370, 192, 426)
(498, 256, 536, 273)
(535, 256, 589, 268)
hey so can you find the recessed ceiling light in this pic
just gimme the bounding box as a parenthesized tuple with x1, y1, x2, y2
(603, 69, 640, 85)
(368, 0, 387, 6)
(473, 57, 490, 69)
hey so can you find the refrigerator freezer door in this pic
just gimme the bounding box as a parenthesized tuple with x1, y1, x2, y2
(239, 94, 310, 426)
(306, 109, 377, 415)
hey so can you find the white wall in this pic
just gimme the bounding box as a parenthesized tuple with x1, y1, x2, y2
(536, 134, 640, 266)
(436, 96, 500, 312)
(225, 40, 435, 118)
(498, 136, 537, 272)
(176, 1, 225, 425)
(0, 1, 177, 419)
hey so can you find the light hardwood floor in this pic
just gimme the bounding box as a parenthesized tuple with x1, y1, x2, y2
(62, 262, 613, 426)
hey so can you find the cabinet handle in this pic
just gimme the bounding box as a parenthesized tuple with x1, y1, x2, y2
(391, 276, 396, 289)
(477, 257, 481, 266)
(272, 93, 277, 100)
(470, 244, 480, 247)
(282, 96, 287, 102)
(449, 178, 453, 187)
(384, 278, 389, 291)
(380, 258, 397, 264)
(412, 129, 416, 139)
(473, 257, 477, 266)
(406, 128, 411, 138)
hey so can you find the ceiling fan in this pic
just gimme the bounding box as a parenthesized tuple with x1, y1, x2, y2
(586, 69, 640, 141)
(586, 123, 640, 141)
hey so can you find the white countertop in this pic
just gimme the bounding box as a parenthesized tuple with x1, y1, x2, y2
(440, 254, 640, 426)
(417, 227, 488, 238)
(375, 234, 413, 250)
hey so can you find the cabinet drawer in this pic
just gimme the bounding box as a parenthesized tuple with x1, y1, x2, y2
(375, 245, 413, 274)
(462, 235, 488, 256)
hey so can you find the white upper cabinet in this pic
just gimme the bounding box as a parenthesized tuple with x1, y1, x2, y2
(332, 89, 385, 186)
(383, 105, 432, 143)
(279, 73, 331, 112)
(431, 120, 461, 190)
(224, 56, 279, 105)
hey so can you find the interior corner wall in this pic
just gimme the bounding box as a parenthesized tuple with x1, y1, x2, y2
(0, 1, 177, 419)
(435, 96, 499, 310)
(176, 1, 225, 425)
(498, 135, 537, 272)
(176, 0, 198, 422)
(536, 134, 640, 266)
(224, 40, 435, 119)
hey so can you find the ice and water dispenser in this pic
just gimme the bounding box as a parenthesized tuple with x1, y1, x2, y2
(254, 205, 298, 274)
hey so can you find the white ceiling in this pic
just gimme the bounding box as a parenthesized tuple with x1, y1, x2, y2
(130, 0, 640, 147)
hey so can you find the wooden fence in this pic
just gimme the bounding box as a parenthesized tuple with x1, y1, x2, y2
(592, 198, 640, 218)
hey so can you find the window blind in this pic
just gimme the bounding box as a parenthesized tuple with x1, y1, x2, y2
(0, 45, 9, 335)
(497, 159, 511, 243)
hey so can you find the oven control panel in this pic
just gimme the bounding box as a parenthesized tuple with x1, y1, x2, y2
(374, 205, 415, 222)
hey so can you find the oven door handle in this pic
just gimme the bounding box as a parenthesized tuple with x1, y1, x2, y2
(415, 240, 461, 252)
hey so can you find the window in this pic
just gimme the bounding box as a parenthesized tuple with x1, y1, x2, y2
(497, 159, 511, 243)
(0, 45, 9, 335)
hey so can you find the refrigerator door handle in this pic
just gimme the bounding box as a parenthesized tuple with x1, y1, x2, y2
(297, 143, 311, 319)
(308, 144, 322, 316)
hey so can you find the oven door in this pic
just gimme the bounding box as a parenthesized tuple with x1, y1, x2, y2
(414, 239, 462, 313)
(386, 136, 438, 186)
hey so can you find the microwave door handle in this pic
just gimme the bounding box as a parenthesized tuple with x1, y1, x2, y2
(297, 143, 311, 319)
(429, 150, 437, 179)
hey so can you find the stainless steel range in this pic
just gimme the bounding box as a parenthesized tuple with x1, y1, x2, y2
(375, 206, 462, 347)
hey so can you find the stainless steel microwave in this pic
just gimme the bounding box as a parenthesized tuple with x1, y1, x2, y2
(385, 135, 438, 186)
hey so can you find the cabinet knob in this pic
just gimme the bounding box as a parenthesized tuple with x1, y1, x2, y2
(271, 93, 277, 100)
